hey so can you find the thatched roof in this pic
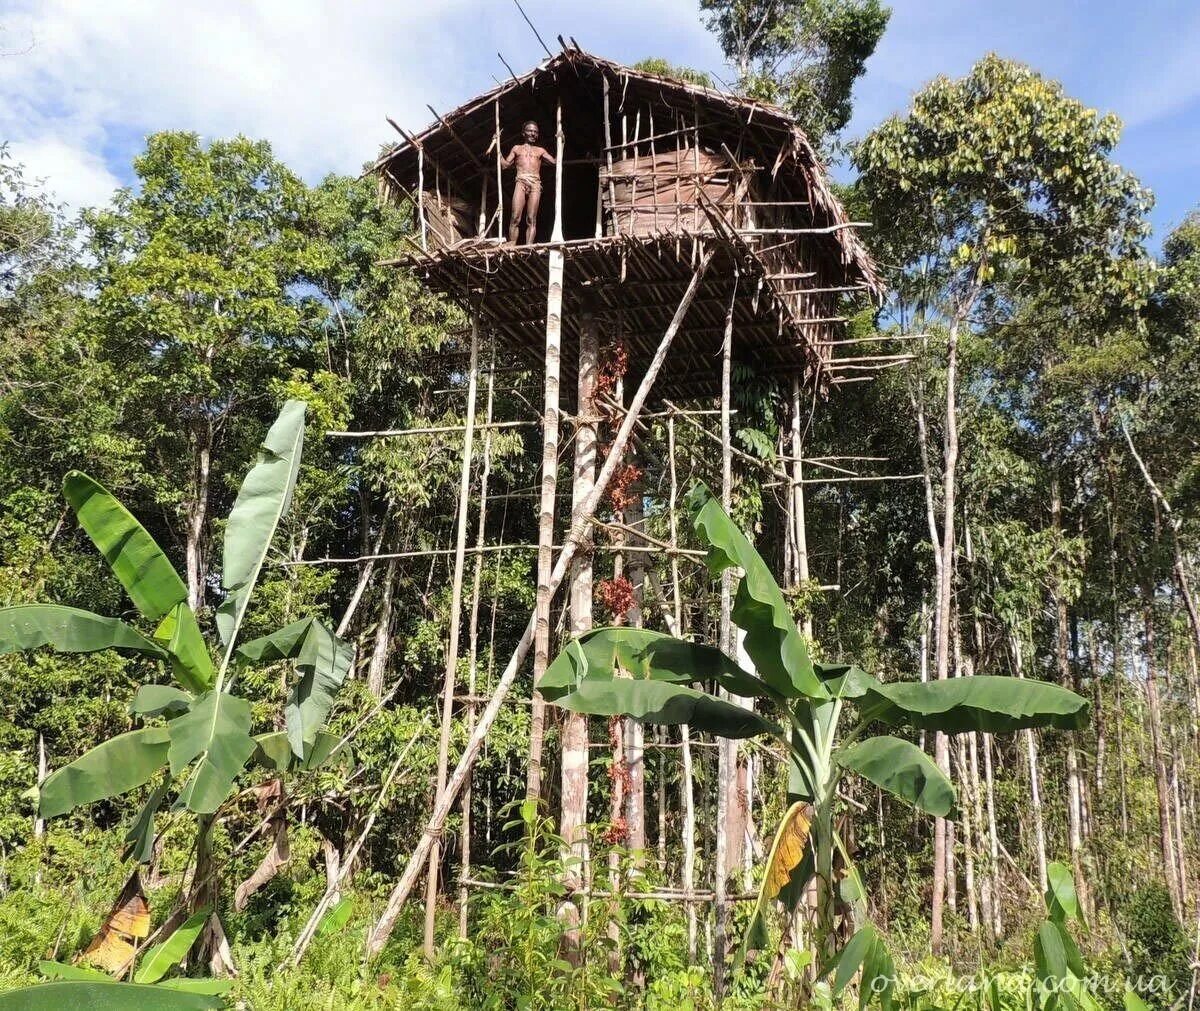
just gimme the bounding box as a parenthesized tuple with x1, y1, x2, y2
(371, 46, 882, 297)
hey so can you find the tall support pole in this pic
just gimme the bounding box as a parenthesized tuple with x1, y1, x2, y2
(494, 100, 504, 240)
(669, 415, 698, 960)
(365, 249, 714, 960)
(559, 311, 599, 956)
(526, 98, 566, 803)
(423, 320, 480, 957)
(459, 346, 496, 938)
(791, 375, 813, 637)
(714, 278, 736, 996)
(417, 147, 427, 251)
(625, 451, 647, 860)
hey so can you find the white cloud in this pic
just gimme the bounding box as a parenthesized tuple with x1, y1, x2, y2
(8, 136, 123, 212)
(0, 0, 481, 203)
(0, 0, 1192, 236)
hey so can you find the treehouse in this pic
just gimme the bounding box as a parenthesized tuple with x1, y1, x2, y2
(361, 45, 887, 953)
(371, 46, 882, 400)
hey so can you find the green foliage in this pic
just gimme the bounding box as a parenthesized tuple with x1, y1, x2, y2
(1119, 884, 1190, 1001)
(632, 58, 714, 88)
(541, 491, 1087, 1002)
(701, 0, 891, 146)
(854, 53, 1152, 323)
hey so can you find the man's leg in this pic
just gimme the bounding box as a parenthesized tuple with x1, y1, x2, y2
(525, 186, 541, 244)
(509, 182, 527, 244)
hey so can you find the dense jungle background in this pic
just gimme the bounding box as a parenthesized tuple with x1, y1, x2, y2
(2, 1, 1200, 1008)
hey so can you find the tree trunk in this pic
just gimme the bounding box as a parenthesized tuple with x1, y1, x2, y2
(1145, 598, 1183, 916)
(185, 424, 212, 613)
(1013, 633, 1048, 891)
(366, 558, 397, 698)
(460, 356, 496, 938)
(931, 310, 960, 946)
(791, 376, 813, 637)
(624, 486, 646, 858)
(983, 732, 1003, 938)
(1051, 477, 1091, 920)
(668, 414, 698, 960)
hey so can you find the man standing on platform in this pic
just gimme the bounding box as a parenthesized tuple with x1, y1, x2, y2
(501, 121, 555, 245)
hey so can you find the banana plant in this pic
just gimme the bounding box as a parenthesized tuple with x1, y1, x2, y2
(539, 483, 1088, 1004)
(0, 401, 353, 976)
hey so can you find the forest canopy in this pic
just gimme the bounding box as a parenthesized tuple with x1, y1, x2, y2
(1, 3, 1199, 1009)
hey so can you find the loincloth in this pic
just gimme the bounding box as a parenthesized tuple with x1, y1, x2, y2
(515, 172, 542, 194)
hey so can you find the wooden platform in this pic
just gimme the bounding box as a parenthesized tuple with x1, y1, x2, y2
(388, 232, 832, 403)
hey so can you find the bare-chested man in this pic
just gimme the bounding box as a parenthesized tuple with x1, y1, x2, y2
(501, 121, 555, 245)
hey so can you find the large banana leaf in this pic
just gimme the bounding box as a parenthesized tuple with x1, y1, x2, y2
(62, 472, 188, 622)
(134, 909, 210, 984)
(539, 626, 774, 701)
(738, 801, 813, 964)
(154, 602, 213, 694)
(545, 655, 777, 738)
(39, 727, 170, 819)
(168, 692, 256, 814)
(0, 982, 222, 1009)
(860, 676, 1089, 733)
(215, 400, 306, 648)
(250, 730, 344, 773)
(836, 736, 956, 817)
(827, 923, 896, 1011)
(130, 685, 191, 718)
(236, 617, 354, 758)
(0, 605, 168, 660)
(1046, 861, 1084, 926)
(687, 484, 824, 699)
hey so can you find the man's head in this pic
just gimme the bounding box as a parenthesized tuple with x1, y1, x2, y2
(522, 121, 540, 143)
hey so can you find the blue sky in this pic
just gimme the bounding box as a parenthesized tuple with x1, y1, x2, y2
(2, 0, 1196, 247)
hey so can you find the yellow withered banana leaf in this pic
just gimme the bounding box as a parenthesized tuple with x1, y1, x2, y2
(737, 801, 814, 967)
(80, 871, 150, 973)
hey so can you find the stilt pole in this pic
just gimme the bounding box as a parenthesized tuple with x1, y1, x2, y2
(713, 277, 736, 995)
(558, 310, 599, 958)
(791, 375, 812, 638)
(423, 320, 480, 957)
(526, 97, 566, 803)
(459, 345, 497, 937)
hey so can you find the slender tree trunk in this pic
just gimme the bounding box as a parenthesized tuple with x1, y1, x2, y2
(366, 558, 398, 697)
(185, 424, 212, 613)
(931, 317, 961, 954)
(667, 415, 698, 960)
(1013, 633, 1048, 891)
(423, 325, 480, 957)
(624, 487, 647, 858)
(1051, 477, 1091, 919)
(791, 376, 812, 637)
(1145, 597, 1183, 916)
(983, 732, 1003, 938)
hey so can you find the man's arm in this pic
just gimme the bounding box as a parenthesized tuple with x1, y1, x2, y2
(500, 146, 517, 169)
(540, 146, 556, 166)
